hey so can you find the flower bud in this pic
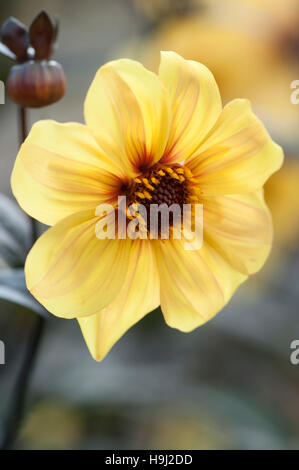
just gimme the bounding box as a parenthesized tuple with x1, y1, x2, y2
(0, 11, 66, 108)
(7, 60, 66, 108)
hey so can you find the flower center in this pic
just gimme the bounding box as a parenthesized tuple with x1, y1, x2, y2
(129, 164, 195, 208)
(125, 163, 199, 236)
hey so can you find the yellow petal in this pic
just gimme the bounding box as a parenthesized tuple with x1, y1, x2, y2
(187, 99, 284, 196)
(158, 51, 222, 164)
(25, 210, 133, 319)
(84, 58, 170, 176)
(204, 191, 273, 275)
(11, 121, 122, 226)
(154, 238, 246, 332)
(78, 240, 159, 361)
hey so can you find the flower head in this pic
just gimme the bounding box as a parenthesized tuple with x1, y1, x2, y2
(11, 52, 283, 360)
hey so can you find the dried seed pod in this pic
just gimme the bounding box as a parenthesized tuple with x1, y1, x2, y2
(7, 60, 66, 108)
(0, 11, 66, 108)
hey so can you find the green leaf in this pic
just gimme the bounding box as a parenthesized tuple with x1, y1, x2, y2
(0, 269, 49, 318)
(0, 194, 33, 268)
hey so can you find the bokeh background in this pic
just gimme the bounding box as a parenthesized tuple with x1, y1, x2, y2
(0, 0, 299, 450)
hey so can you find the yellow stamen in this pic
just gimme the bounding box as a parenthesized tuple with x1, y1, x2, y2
(158, 170, 165, 176)
(166, 167, 174, 174)
(142, 179, 155, 190)
(184, 167, 193, 178)
(136, 192, 146, 199)
(151, 177, 159, 185)
(135, 178, 142, 184)
(176, 168, 184, 174)
(144, 191, 152, 200)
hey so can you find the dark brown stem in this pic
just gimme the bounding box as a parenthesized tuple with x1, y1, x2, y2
(0, 107, 45, 450)
(19, 107, 27, 143)
(0, 317, 45, 449)
(19, 107, 38, 242)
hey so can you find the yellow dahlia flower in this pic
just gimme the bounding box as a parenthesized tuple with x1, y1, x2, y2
(11, 52, 283, 361)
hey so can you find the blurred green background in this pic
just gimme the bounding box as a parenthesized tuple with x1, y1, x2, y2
(0, 0, 299, 450)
